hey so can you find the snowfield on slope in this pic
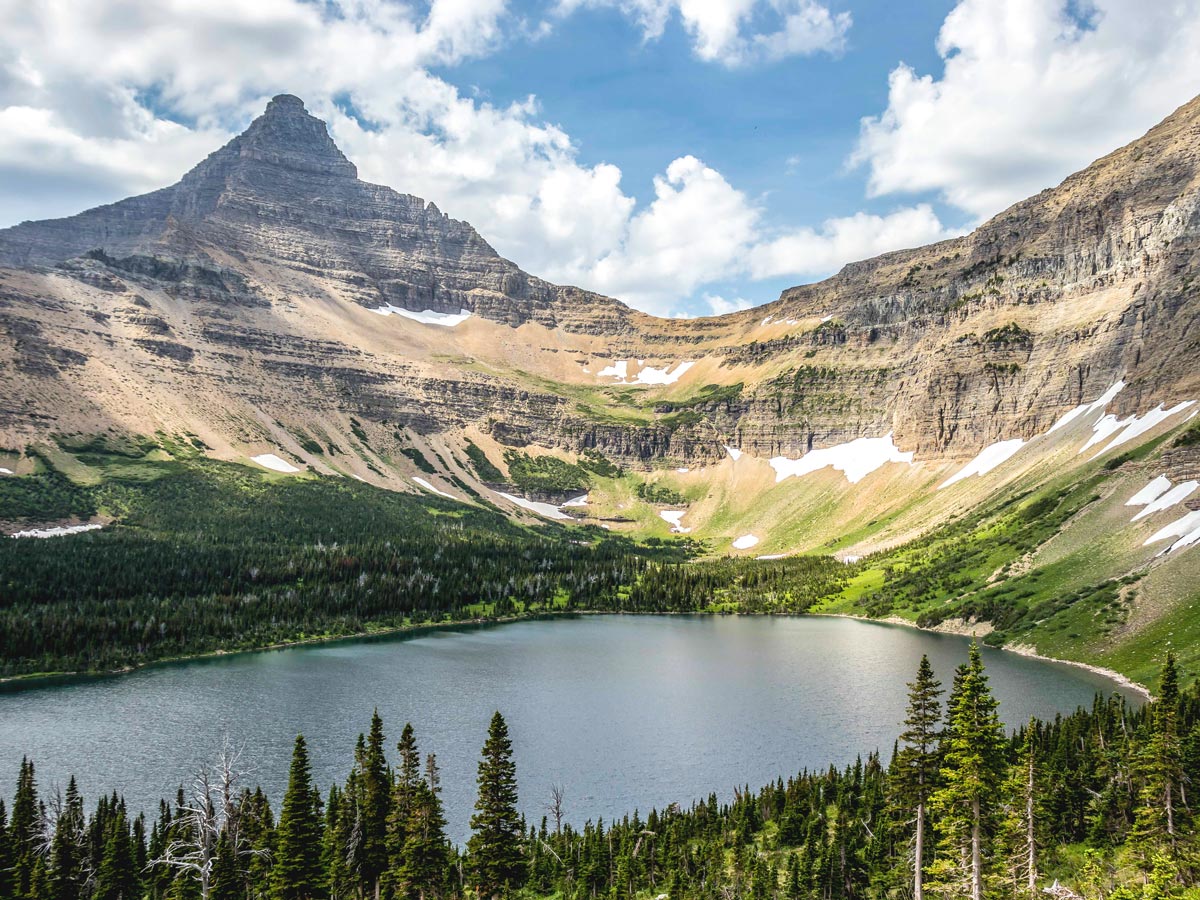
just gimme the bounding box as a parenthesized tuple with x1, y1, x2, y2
(940, 439, 1026, 489)
(413, 477, 458, 500)
(597, 360, 694, 385)
(1081, 401, 1195, 455)
(1048, 381, 1126, 434)
(1127, 475, 1173, 507)
(372, 305, 473, 327)
(1144, 510, 1200, 554)
(732, 534, 760, 549)
(251, 454, 301, 473)
(1131, 481, 1198, 522)
(770, 434, 914, 485)
(495, 492, 574, 520)
(12, 524, 104, 539)
(659, 510, 691, 533)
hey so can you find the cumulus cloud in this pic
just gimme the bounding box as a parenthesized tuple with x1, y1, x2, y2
(583, 156, 761, 310)
(556, 0, 851, 66)
(703, 293, 756, 316)
(748, 204, 957, 280)
(853, 0, 1200, 218)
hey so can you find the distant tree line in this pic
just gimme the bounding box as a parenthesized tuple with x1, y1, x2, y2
(0, 459, 860, 679)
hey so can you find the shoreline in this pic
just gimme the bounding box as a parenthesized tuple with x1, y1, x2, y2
(809, 611, 1152, 700)
(0, 611, 567, 691)
(1, 607, 1152, 699)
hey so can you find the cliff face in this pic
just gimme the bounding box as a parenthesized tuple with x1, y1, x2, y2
(1, 94, 1198, 471)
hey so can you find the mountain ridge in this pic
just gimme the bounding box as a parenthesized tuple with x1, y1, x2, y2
(0, 92, 1198, 484)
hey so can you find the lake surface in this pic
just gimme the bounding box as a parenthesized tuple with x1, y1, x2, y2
(0, 615, 1140, 843)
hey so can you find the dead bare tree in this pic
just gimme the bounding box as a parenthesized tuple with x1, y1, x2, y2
(546, 783, 567, 835)
(148, 734, 257, 899)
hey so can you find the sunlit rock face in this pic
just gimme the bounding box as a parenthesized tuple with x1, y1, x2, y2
(0, 94, 1198, 469)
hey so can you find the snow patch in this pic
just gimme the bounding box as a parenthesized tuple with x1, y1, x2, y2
(372, 305, 472, 327)
(12, 523, 104, 539)
(1095, 402, 1195, 455)
(636, 361, 695, 385)
(770, 433, 914, 485)
(756, 553, 788, 560)
(1144, 510, 1200, 546)
(725, 445, 743, 461)
(761, 315, 774, 326)
(1048, 381, 1126, 434)
(562, 494, 589, 507)
(495, 492, 573, 520)
(0, 467, 12, 475)
(596, 359, 694, 385)
(413, 477, 457, 500)
(251, 454, 301, 473)
(1126, 475, 1172, 507)
(675, 467, 690, 473)
(1170, 524, 1200, 553)
(732, 534, 760, 550)
(939, 439, 1026, 489)
(659, 510, 691, 533)
(1132, 481, 1198, 522)
(820, 315, 833, 323)
(597, 360, 628, 380)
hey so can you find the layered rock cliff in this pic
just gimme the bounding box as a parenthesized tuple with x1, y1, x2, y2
(1, 93, 1198, 473)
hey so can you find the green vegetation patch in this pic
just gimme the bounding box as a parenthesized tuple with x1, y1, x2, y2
(400, 447, 437, 474)
(502, 450, 589, 494)
(464, 441, 504, 482)
(982, 321, 1032, 345)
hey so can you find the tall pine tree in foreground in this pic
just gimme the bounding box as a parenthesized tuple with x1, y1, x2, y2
(273, 735, 326, 900)
(893, 654, 942, 900)
(467, 712, 525, 900)
(997, 718, 1043, 897)
(928, 643, 1007, 900)
(1131, 652, 1186, 865)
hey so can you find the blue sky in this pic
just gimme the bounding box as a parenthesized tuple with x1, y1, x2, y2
(435, 0, 961, 308)
(3, 0, 1200, 316)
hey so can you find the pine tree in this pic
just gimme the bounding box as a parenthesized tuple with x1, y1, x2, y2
(359, 711, 392, 900)
(95, 811, 141, 900)
(928, 643, 1007, 900)
(386, 722, 423, 897)
(1131, 653, 1186, 863)
(893, 654, 942, 900)
(0, 800, 12, 900)
(209, 830, 242, 900)
(997, 718, 1043, 897)
(50, 777, 86, 900)
(11, 757, 41, 898)
(273, 735, 326, 900)
(398, 755, 450, 900)
(467, 712, 525, 900)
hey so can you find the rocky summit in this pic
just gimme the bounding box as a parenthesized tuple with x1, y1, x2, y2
(1, 93, 1199, 555)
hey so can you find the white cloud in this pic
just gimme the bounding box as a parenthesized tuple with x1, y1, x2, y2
(854, 0, 1200, 218)
(748, 204, 957, 280)
(583, 156, 761, 311)
(557, 0, 850, 66)
(704, 293, 755, 315)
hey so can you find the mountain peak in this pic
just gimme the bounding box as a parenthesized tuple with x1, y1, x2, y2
(264, 93, 307, 115)
(219, 94, 357, 180)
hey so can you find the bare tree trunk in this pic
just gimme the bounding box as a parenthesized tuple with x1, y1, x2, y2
(546, 784, 566, 836)
(1027, 751, 1037, 897)
(971, 797, 983, 900)
(914, 800, 925, 900)
(1166, 779, 1175, 839)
